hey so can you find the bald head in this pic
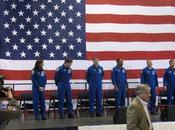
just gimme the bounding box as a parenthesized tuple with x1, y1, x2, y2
(93, 58, 99, 67)
(146, 60, 152, 68)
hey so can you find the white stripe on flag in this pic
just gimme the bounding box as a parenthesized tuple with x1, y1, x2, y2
(86, 5, 175, 16)
(0, 59, 169, 70)
(86, 23, 175, 33)
(86, 42, 175, 51)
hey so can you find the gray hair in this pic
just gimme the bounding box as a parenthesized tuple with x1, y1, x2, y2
(135, 84, 150, 96)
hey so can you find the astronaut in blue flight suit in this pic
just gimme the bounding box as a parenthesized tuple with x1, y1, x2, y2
(86, 58, 104, 117)
(31, 60, 47, 120)
(141, 60, 158, 114)
(111, 58, 128, 109)
(163, 59, 175, 105)
(55, 58, 74, 119)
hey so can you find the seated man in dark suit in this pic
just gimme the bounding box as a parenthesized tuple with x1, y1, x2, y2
(0, 87, 21, 130)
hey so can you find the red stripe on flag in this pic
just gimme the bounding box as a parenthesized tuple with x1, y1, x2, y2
(86, 0, 175, 6)
(86, 14, 175, 24)
(86, 51, 175, 60)
(86, 33, 175, 42)
(0, 69, 165, 80)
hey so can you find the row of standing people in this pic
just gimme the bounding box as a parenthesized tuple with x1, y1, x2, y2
(31, 58, 175, 120)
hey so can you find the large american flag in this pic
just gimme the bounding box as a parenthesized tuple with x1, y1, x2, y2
(0, 0, 175, 92)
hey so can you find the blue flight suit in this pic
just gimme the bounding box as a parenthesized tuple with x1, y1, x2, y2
(86, 65, 104, 114)
(55, 65, 73, 116)
(111, 65, 127, 108)
(163, 67, 175, 105)
(31, 69, 47, 119)
(141, 67, 158, 113)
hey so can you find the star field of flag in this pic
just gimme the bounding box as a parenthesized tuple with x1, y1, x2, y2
(0, 0, 85, 60)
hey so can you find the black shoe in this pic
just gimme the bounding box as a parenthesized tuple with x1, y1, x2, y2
(68, 113, 75, 118)
(96, 113, 103, 117)
(60, 115, 64, 119)
(90, 113, 94, 117)
(42, 117, 47, 120)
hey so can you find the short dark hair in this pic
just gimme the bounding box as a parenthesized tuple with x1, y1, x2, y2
(64, 58, 73, 63)
(116, 58, 122, 63)
(169, 59, 174, 64)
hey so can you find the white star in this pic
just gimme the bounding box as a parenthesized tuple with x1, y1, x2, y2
(60, 24, 66, 30)
(5, 51, 11, 57)
(55, 31, 60, 37)
(33, 23, 39, 29)
(68, 17, 73, 23)
(47, 11, 53, 17)
(62, 51, 68, 57)
(33, 10, 39, 16)
(76, 24, 82, 30)
(3, 10, 9, 16)
(40, 16, 46, 22)
(12, 44, 18, 50)
(19, 23, 25, 29)
(25, 3, 31, 9)
(61, 0, 66, 3)
(33, 0, 38, 2)
(76, 37, 82, 43)
(41, 30, 46, 36)
(19, 0, 24, 2)
(47, 24, 52, 30)
(61, 11, 66, 17)
(61, 38, 67, 43)
(34, 51, 40, 57)
(20, 51, 26, 57)
(76, 0, 81, 4)
(42, 44, 47, 50)
(11, 3, 17, 9)
(69, 44, 74, 50)
(68, 31, 74, 37)
(53, 4, 59, 10)
(26, 17, 31, 23)
(4, 37, 10, 43)
(55, 44, 61, 50)
(11, 17, 17, 23)
(47, 0, 52, 3)
(48, 37, 53, 44)
(49, 52, 55, 58)
(18, 10, 24, 16)
(27, 44, 33, 50)
(34, 37, 40, 43)
(19, 37, 26, 44)
(12, 30, 18, 36)
(26, 30, 32, 36)
(40, 3, 46, 10)
(54, 17, 59, 23)
(77, 51, 82, 57)
(3, 23, 10, 29)
(68, 5, 74, 10)
(76, 11, 81, 17)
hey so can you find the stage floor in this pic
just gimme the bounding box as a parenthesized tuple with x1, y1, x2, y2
(6, 111, 160, 130)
